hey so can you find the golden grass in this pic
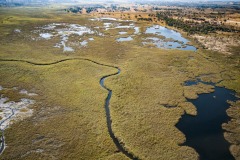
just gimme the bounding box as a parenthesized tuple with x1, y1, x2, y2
(0, 89, 26, 102)
(0, 60, 122, 159)
(178, 102, 197, 116)
(223, 100, 240, 160)
(183, 83, 215, 100)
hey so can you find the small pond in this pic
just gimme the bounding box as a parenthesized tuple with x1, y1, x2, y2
(117, 36, 133, 42)
(40, 33, 53, 39)
(119, 31, 128, 35)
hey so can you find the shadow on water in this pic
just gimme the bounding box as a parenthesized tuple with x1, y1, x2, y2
(176, 80, 238, 160)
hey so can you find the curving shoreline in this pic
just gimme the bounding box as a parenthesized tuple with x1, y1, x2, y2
(176, 79, 237, 160)
(0, 58, 137, 159)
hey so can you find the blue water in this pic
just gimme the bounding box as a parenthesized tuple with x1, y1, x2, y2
(116, 36, 133, 42)
(184, 79, 215, 86)
(176, 80, 237, 160)
(146, 25, 187, 43)
(145, 25, 197, 51)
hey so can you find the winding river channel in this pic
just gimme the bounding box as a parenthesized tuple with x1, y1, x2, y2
(100, 68, 138, 160)
(0, 58, 137, 159)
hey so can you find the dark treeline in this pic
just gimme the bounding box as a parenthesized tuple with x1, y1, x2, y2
(156, 12, 239, 34)
(137, 18, 152, 22)
(65, 5, 131, 14)
(65, 7, 82, 13)
(66, 5, 105, 14)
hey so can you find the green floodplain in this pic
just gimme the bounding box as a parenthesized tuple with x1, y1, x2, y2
(0, 6, 239, 160)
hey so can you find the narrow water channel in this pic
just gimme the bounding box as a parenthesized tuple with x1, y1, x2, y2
(100, 68, 138, 160)
(0, 132, 4, 154)
(176, 80, 238, 160)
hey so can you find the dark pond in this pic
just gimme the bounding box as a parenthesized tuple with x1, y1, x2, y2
(176, 80, 238, 160)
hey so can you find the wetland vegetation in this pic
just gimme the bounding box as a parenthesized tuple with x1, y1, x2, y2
(0, 1, 239, 160)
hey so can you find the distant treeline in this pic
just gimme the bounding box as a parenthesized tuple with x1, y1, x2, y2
(65, 7, 82, 13)
(65, 5, 130, 14)
(144, 2, 240, 10)
(156, 12, 239, 34)
(195, 4, 240, 10)
(137, 18, 152, 22)
(65, 5, 105, 14)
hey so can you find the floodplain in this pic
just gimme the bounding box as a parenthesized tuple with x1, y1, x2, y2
(0, 4, 239, 160)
